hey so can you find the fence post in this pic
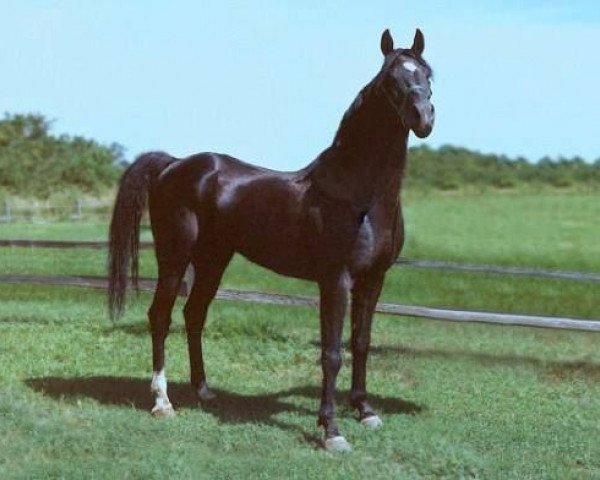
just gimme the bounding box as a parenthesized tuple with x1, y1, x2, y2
(71, 199, 83, 220)
(2, 199, 10, 222)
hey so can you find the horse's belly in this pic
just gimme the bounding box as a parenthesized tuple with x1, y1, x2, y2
(217, 183, 317, 280)
(234, 224, 316, 281)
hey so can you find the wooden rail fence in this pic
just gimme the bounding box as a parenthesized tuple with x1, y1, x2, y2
(2, 239, 599, 282)
(1, 239, 599, 332)
(0, 273, 598, 333)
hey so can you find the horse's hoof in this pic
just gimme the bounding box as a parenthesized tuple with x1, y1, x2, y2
(197, 384, 216, 402)
(323, 435, 352, 452)
(151, 404, 176, 418)
(360, 414, 383, 428)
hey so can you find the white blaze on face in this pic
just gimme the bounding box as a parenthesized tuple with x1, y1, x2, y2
(403, 61, 418, 73)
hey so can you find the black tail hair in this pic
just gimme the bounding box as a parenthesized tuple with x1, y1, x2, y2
(107, 152, 174, 320)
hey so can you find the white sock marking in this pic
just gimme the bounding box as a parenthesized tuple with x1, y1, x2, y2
(151, 369, 172, 412)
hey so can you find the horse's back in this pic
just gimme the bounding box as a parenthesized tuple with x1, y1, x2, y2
(156, 152, 294, 191)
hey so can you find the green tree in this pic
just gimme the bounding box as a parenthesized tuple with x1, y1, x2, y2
(0, 113, 124, 198)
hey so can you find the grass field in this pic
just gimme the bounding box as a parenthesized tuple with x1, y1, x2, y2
(1, 191, 599, 479)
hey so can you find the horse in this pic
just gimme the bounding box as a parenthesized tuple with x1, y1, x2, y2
(108, 28, 434, 452)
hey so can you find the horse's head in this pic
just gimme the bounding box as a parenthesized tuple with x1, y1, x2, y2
(378, 29, 435, 138)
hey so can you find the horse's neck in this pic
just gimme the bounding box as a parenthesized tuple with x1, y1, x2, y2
(308, 85, 408, 206)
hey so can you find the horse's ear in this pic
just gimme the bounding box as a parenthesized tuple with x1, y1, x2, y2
(381, 29, 394, 56)
(411, 28, 425, 56)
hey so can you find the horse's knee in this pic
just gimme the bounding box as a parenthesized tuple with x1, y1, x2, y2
(322, 349, 342, 374)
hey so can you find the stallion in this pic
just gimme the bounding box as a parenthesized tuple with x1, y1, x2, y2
(108, 28, 434, 452)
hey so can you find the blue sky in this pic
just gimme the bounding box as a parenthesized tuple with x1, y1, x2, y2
(1, 1, 599, 169)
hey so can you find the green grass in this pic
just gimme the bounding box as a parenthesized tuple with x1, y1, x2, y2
(402, 191, 600, 272)
(0, 222, 113, 242)
(1, 191, 599, 478)
(1, 286, 599, 479)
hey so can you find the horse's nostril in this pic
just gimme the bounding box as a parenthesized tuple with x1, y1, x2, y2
(409, 105, 421, 123)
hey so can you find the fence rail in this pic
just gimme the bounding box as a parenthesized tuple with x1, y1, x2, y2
(0, 199, 112, 223)
(396, 258, 600, 282)
(2, 239, 598, 332)
(1, 274, 598, 332)
(1, 239, 599, 282)
(0, 239, 154, 250)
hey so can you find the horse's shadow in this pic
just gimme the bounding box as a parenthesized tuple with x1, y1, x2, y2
(25, 376, 422, 444)
(366, 344, 600, 382)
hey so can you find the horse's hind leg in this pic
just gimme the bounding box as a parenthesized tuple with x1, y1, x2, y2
(148, 208, 196, 417)
(148, 257, 190, 417)
(183, 246, 233, 401)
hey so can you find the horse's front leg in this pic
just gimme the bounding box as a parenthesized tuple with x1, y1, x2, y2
(350, 272, 385, 428)
(317, 272, 352, 452)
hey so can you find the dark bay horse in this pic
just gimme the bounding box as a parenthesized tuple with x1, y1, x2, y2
(108, 28, 434, 452)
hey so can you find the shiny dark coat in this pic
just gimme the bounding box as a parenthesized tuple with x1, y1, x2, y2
(108, 28, 434, 441)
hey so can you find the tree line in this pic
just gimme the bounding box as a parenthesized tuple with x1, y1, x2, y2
(0, 113, 598, 199)
(404, 145, 600, 190)
(0, 113, 124, 198)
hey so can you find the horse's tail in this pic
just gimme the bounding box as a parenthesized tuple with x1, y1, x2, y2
(108, 151, 174, 320)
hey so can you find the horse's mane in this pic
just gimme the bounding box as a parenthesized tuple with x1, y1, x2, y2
(334, 82, 375, 142)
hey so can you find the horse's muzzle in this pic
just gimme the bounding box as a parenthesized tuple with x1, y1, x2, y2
(406, 102, 435, 138)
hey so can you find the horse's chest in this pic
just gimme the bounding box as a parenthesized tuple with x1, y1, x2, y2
(306, 203, 399, 274)
(349, 214, 396, 272)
